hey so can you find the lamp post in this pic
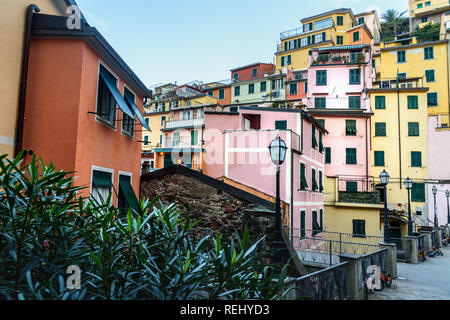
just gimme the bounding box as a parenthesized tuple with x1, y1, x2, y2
(446, 190, 450, 225)
(380, 170, 391, 243)
(432, 186, 438, 228)
(404, 177, 413, 236)
(268, 135, 287, 267)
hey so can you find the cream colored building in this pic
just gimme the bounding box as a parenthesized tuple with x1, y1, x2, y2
(0, 0, 75, 157)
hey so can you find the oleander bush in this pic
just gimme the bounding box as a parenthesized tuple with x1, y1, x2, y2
(0, 153, 288, 300)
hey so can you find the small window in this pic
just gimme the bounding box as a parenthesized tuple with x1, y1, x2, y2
(349, 68, 361, 84)
(312, 168, 318, 192)
(234, 86, 240, 96)
(316, 70, 327, 86)
(353, 220, 366, 237)
(289, 83, 297, 95)
(304, 81, 308, 93)
(411, 183, 425, 202)
(143, 135, 149, 146)
(315, 97, 326, 109)
(233, 73, 238, 80)
(248, 83, 255, 94)
(191, 130, 198, 146)
(260, 81, 267, 92)
(300, 211, 306, 239)
(425, 1, 431, 6)
(408, 122, 420, 136)
(353, 31, 359, 42)
(397, 51, 406, 63)
(312, 211, 321, 235)
(411, 151, 422, 167)
(316, 119, 325, 128)
(325, 147, 331, 164)
(91, 170, 113, 204)
(337, 16, 344, 26)
(346, 181, 358, 192)
(408, 96, 418, 109)
(122, 88, 136, 138)
(312, 125, 318, 149)
(219, 89, 225, 100)
(375, 122, 386, 137)
(422, 17, 428, 23)
(424, 47, 434, 60)
(417, 3, 423, 9)
(275, 120, 287, 130)
(96, 66, 117, 127)
(427, 92, 438, 107)
(346, 148, 357, 164)
(375, 96, 386, 109)
(349, 96, 361, 109)
(358, 17, 365, 25)
(374, 151, 385, 166)
(208, 90, 214, 97)
(252, 68, 258, 77)
(337, 36, 344, 45)
(398, 73, 407, 79)
(425, 70, 435, 82)
(300, 163, 308, 190)
(345, 120, 357, 136)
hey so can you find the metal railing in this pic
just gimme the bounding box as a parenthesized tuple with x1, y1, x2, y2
(360, 249, 387, 296)
(280, 18, 334, 40)
(284, 261, 348, 300)
(164, 118, 204, 130)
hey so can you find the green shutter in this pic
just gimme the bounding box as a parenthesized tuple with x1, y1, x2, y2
(319, 131, 324, 153)
(312, 168, 318, 192)
(408, 96, 418, 109)
(319, 171, 323, 192)
(316, 119, 325, 128)
(397, 51, 406, 63)
(375, 122, 386, 136)
(300, 211, 306, 238)
(375, 96, 386, 109)
(353, 220, 365, 236)
(408, 122, 419, 136)
(312, 125, 318, 148)
(191, 130, 198, 145)
(315, 97, 326, 108)
(411, 183, 425, 202)
(300, 163, 308, 190)
(424, 47, 434, 60)
(427, 92, 438, 106)
(353, 31, 359, 41)
(261, 81, 266, 92)
(349, 96, 360, 109)
(275, 120, 287, 130)
(411, 151, 422, 167)
(374, 151, 385, 166)
(92, 170, 113, 188)
(325, 147, 331, 164)
(346, 148, 357, 164)
(118, 175, 140, 214)
(319, 209, 323, 230)
(346, 120, 356, 136)
(425, 70, 435, 82)
(312, 211, 320, 235)
(346, 181, 358, 192)
(316, 70, 327, 86)
(350, 69, 360, 84)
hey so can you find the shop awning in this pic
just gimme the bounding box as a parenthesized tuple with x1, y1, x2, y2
(124, 90, 151, 131)
(99, 67, 134, 118)
(119, 175, 140, 214)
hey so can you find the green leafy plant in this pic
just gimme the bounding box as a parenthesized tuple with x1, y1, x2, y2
(0, 152, 289, 300)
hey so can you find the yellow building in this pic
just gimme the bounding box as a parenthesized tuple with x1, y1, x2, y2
(369, 77, 429, 238)
(0, 0, 75, 157)
(409, 0, 450, 31)
(275, 8, 377, 71)
(377, 38, 450, 122)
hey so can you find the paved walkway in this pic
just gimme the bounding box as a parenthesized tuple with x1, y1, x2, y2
(369, 246, 450, 300)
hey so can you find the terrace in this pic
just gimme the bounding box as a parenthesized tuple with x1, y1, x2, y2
(280, 17, 334, 40)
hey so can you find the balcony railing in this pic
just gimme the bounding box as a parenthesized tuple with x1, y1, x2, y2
(164, 118, 204, 130)
(280, 18, 334, 40)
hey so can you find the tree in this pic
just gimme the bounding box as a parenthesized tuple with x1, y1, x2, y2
(381, 9, 409, 41)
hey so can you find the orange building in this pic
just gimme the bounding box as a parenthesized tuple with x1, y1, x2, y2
(202, 82, 232, 106)
(21, 13, 151, 209)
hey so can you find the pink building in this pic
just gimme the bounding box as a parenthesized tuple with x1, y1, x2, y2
(203, 106, 327, 241)
(306, 45, 373, 192)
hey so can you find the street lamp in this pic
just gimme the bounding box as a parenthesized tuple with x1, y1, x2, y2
(432, 186, 438, 228)
(404, 177, 413, 236)
(268, 135, 287, 267)
(446, 190, 450, 225)
(380, 170, 391, 243)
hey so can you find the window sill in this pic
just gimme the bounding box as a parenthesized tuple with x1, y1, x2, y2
(96, 117, 117, 131)
(353, 234, 366, 238)
(121, 131, 135, 140)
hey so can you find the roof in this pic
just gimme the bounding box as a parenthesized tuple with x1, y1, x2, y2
(301, 8, 355, 24)
(31, 13, 152, 98)
(380, 39, 449, 52)
(230, 62, 273, 72)
(141, 165, 275, 210)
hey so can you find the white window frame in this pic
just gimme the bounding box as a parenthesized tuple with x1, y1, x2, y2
(95, 61, 119, 131)
(425, 69, 435, 83)
(91, 165, 114, 205)
(122, 84, 137, 140)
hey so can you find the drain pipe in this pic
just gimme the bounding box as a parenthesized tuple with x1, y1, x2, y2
(15, 4, 40, 157)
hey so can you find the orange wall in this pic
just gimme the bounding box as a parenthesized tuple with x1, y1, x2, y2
(23, 38, 143, 204)
(346, 26, 372, 45)
(207, 86, 232, 106)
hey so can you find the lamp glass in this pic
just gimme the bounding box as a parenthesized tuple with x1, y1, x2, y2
(380, 170, 389, 185)
(268, 135, 287, 166)
(446, 190, 449, 198)
(404, 177, 413, 190)
(432, 186, 437, 195)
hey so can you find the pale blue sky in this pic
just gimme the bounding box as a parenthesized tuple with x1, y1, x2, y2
(76, 0, 409, 88)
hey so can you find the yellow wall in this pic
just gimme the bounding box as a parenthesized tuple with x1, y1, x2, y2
(370, 90, 429, 214)
(379, 40, 450, 117)
(0, 0, 67, 157)
(142, 112, 169, 151)
(410, 0, 450, 17)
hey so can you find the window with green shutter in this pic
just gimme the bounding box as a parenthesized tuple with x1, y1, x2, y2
(281, 56, 285, 67)
(260, 81, 267, 92)
(408, 96, 418, 109)
(316, 70, 327, 86)
(397, 50, 406, 63)
(374, 151, 385, 166)
(375, 96, 386, 109)
(233, 73, 238, 80)
(290, 83, 297, 95)
(316, 119, 325, 128)
(143, 136, 149, 146)
(349, 96, 361, 109)
(191, 130, 198, 145)
(319, 171, 323, 192)
(325, 147, 331, 164)
(248, 83, 255, 94)
(411, 151, 422, 167)
(319, 209, 323, 231)
(408, 122, 419, 136)
(411, 183, 425, 202)
(312, 125, 318, 149)
(312, 168, 318, 192)
(219, 89, 225, 100)
(304, 81, 308, 93)
(208, 90, 214, 97)
(300, 211, 306, 239)
(315, 97, 326, 109)
(234, 86, 240, 96)
(398, 73, 407, 79)
(346, 148, 357, 164)
(337, 35, 343, 45)
(425, 70, 435, 82)
(349, 69, 361, 84)
(300, 163, 308, 190)
(424, 47, 434, 60)
(346, 120, 357, 136)
(427, 92, 438, 106)
(337, 16, 343, 26)
(346, 181, 358, 192)
(319, 131, 324, 153)
(252, 68, 258, 77)
(275, 120, 287, 130)
(312, 211, 321, 235)
(417, 3, 423, 8)
(353, 31, 359, 42)
(375, 122, 386, 136)
(353, 220, 366, 237)
(161, 116, 166, 126)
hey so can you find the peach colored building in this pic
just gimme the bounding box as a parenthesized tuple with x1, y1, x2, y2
(203, 106, 327, 243)
(306, 45, 373, 192)
(21, 13, 151, 209)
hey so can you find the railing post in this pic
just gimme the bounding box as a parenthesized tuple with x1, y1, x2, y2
(340, 233, 342, 255)
(330, 241, 333, 266)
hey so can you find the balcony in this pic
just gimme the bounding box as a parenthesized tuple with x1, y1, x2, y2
(164, 118, 204, 130)
(371, 77, 426, 90)
(280, 18, 334, 40)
